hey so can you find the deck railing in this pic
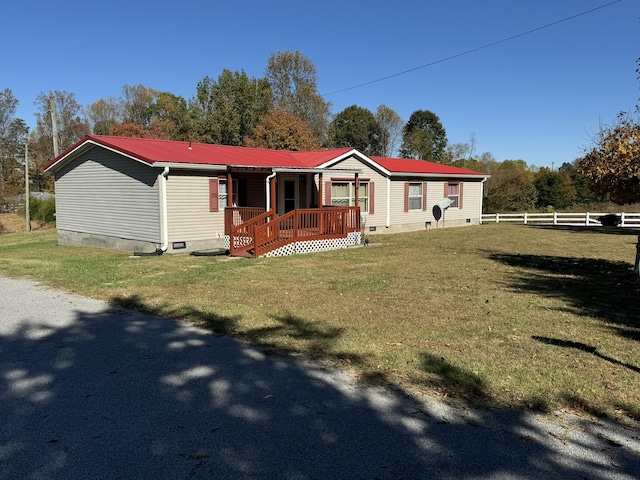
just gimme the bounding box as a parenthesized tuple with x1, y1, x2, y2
(224, 207, 266, 235)
(229, 209, 275, 256)
(229, 206, 360, 258)
(481, 212, 640, 227)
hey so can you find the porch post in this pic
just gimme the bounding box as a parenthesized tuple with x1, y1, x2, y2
(354, 172, 359, 209)
(318, 172, 324, 233)
(270, 173, 277, 215)
(227, 171, 233, 208)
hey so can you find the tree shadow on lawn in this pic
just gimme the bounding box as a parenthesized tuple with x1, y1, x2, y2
(528, 225, 640, 237)
(3, 279, 639, 479)
(485, 252, 640, 342)
(532, 336, 640, 375)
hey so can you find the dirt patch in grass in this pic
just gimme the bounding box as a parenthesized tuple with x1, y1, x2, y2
(0, 213, 47, 234)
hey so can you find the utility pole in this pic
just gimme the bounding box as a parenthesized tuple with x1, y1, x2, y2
(50, 94, 59, 157)
(24, 131, 31, 232)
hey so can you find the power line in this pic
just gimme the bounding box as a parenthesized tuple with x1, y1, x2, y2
(324, 0, 624, 97)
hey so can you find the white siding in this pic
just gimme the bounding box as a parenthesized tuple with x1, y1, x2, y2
(54, 148, 160, 242)
(166, 172, 225, 242)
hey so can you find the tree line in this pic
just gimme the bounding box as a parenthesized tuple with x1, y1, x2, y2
(0, 51, 638, 211)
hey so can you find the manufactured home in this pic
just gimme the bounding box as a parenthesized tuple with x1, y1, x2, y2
(44, 135, 488, 257)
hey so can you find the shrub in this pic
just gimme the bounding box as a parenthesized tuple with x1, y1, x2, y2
(28, 197, 56, 224)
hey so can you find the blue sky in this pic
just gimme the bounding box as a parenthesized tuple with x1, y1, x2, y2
(2, 0, 637, 168)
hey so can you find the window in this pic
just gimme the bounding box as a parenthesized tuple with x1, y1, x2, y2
(218, 178, 238, 208)
(408, 183, 423, 211)
(446, 182, 460, 208)
(404, 181, 427, 212)
(331, 181, 369, 212)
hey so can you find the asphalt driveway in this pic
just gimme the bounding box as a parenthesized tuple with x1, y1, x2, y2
(1, 275, 638, 479)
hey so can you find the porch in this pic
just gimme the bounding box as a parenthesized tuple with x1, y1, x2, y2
(220, 168, 362, 258)
(224, 206, 361, 258)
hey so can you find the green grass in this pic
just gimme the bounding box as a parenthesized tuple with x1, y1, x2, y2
(1, 224, 639, 423)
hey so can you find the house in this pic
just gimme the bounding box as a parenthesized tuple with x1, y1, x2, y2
(44, 135, 489, 257)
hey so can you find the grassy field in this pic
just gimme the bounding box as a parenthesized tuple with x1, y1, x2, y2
(1, 221, 638, 424)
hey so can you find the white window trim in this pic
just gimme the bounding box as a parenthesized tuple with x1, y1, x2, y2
(408, 182, 423, 211)
(331, 181, 369, 213)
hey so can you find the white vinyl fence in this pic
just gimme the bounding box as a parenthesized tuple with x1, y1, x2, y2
(481, 212, 640, 228)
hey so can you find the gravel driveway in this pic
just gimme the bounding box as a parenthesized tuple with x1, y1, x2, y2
(1, 275, 638, 479)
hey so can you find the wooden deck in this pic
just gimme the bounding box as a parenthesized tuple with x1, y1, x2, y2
(226, 207, 360, 258)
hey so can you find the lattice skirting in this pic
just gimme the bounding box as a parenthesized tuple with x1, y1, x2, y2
(260, 232, 361, 258)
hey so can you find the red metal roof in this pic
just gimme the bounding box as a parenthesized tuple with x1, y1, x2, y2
(371, 156, 486, 176)
(45, 135, 487, 177)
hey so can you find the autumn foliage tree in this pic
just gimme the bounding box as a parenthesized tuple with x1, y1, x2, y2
(578, 112, 640, 204)
(244, 110, 319, 151)
(265, 51, 331, 145)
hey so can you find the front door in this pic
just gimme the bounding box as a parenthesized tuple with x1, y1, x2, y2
(279, 176, 298, 214)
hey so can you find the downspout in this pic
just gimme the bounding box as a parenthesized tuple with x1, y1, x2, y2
(160, 167, 170, 251)
(265, 171, 277, 212)
(133, 166, 169, 256)
(479, 177, 487, 224)
(386, 177, 391, 228)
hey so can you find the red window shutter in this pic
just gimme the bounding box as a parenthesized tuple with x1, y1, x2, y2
(369, 182, 374, 214)
(422, 181, 428, 211)
(209, 178, 219, 212)
(404, 182, 409, 213)
(459, 182, 464, 209)
(444, 182, 449, 197)
(324, 181, 332, 206)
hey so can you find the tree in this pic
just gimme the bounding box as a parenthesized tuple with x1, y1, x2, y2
(121, 84, 159, 127)
(329, 105, 382, 155)
(265, 51, 331, 145)
(375, 105, 403, 157)
(483, 159, 537, 212)
(559, 160, 599, 204)
(0, 88, 28, 199)
(30, 91, 90, 192)
(34, 91, 90, 153)
(84, 97, 124, 135)
(110, 122, 164, 139)
(533, 168, 576, 210)
(444, 134, 476, 167)
(147, 92, 190, 140)
(578, 112, 640, 204)
(189, 71, 272, 145)
(244, 110, 319, 151)
(400, 109, 447, 163)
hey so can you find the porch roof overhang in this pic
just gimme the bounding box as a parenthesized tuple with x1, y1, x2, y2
(272, 167, 362, 175)
(152, 161, 227, 171)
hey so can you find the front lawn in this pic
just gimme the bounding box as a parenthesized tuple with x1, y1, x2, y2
(1, 224, 638, 423)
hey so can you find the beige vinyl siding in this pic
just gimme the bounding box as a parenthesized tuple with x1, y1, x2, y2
(166, 172, 225, 241)
(323, 155, 387, 228)
(389, 179, 484, 229)
(388, 180, 430, 226)
(54, 148, 160, 242)
(441, 180, 483, 222)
